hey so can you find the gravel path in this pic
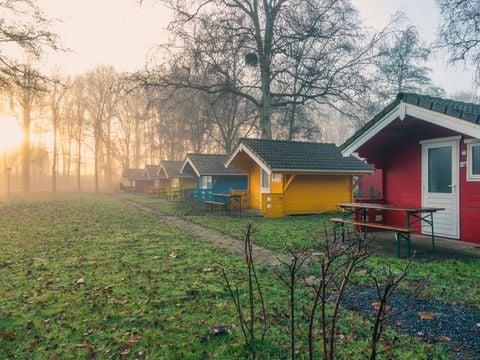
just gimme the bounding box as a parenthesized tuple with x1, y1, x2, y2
(341, 286, 480, 358)
(123, 196, 480, 358)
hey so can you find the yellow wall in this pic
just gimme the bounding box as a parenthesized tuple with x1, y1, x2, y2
(180, 177, 196, 189)
(270, 173, 284, 193)
(249, 163, 262, 209)
(231, 153, 262, 210)
(284, 174, 352, 215)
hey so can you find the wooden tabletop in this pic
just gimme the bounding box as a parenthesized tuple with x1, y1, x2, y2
(337, 202, 445, 213)
(214, 193, 242, 198)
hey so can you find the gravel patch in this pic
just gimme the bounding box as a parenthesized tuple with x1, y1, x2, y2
(342, 286, 480, 358)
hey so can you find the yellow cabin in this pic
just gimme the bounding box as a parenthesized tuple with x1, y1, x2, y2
(158, 160, 196, 190)
(225, 138, 374, 217)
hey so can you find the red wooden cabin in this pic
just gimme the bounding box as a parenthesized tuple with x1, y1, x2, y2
(342, 93, 480, 244)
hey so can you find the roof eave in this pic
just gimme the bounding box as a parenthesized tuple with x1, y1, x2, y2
(342, 102, 480, 157)
(180, 157, 201, 177)
(270, 168, 374, 175)
(225, 142, 272, 174)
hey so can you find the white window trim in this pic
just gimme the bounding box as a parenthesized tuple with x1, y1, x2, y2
(272, 173, 282, 183)
(261, 169, 270, 189)
(200, 175, 213, 189)
(467, 141, 480, 181)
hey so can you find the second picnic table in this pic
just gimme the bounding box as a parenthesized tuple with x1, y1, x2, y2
(334, 202, 444, 257)
(212, 193, 243, 215)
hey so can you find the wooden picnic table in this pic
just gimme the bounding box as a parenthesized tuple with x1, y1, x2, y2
(213, 193, 243, 215)
(336, 202, 445, 257)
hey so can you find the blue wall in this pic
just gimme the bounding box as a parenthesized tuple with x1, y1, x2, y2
(195, 175, 248, 202)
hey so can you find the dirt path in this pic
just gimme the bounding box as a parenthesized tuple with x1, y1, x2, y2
(122, 197, 285, 266)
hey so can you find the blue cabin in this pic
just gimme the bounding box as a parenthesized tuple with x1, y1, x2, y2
(180, 153, 248, 202)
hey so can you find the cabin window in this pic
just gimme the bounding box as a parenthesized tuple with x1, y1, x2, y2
(272, 173, 282, 182)
(201, 176, 213, 189)
(261, 169, 270, 188)
(171, 178, 179, 188)
(467, 142, 480, 181)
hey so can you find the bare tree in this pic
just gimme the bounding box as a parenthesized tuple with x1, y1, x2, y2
(141, 0, 393, 139)
(8, 64, 46, 192)
(0, 0, 60, 84)
(48, 74, 68, 192)
(436, 0, 480, 85)
(83, 66, 121, 192)
(374, 26, 444, 101)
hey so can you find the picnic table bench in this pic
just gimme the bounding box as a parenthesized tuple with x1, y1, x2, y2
(329, 217, 416, 257)
(205, 193, 243, 216)
(333, 202, 444, 258)
(205, 200, 228, 215)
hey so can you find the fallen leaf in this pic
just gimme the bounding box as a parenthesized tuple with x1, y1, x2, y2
(127, 335, 141, 346)
(438, 336, 451, 342)
(153, 256, 161, 260)
(201, 268, 214, 273)
(120, 348, 130, 356)
(76, 278, 84, 285)
(169, 252, 182, 258)
(209, 324, 230, 336)
(1, 332, 14, 339)
(371, 301, 391, 312)
(417, 311, 435, 320)
(76, 343, 95, 349)
(346, 335, 356, 343)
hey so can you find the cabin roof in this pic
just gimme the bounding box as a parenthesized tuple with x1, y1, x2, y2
(122, 168, 146, 181)
(181, 154, 245, 177)
(159, 160, 192, 179)
(144, 165, 161, 179)
(342, 92, 480, 154)
(226, 138, 373, 174)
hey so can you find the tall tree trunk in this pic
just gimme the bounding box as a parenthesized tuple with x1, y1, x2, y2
(52, 120, 57, 192)
(22, 108, 31, 192)
(105, 119, 112, 190)
(77, 138, 82, 192)
(259, 61, 273, 139)
(94, 130, 99, 193)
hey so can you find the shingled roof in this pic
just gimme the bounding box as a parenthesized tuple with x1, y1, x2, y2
(342, 92, 480, 152)
(181, 154, 245, 177)
(144, 165, 161, 179)
(122, 168, 146, 181)
(159, 160, 192, 179)
(227, 138, 373, 173)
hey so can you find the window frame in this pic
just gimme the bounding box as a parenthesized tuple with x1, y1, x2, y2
(200, 175, 213, 189)
(272, 173, 282, 183)
(467, 141, 480, 181)
(261, 169, 270, 189)
(171, 178, 180, 188)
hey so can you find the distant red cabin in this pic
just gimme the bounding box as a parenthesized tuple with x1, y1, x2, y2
(342, 93, 480, 244)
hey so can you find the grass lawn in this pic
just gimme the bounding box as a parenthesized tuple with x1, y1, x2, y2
(0, 195, 448, 359)
(126, 194, 480, 311)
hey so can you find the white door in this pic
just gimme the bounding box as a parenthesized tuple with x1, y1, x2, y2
(422, 139, 459, 238)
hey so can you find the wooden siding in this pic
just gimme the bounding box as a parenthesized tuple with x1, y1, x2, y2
(194, 175, 248, 202)
(357, 116, 480, 243)
(270, 173, 284, 193)
(180, 177, 196, 190)
(249, 163, 262, 209)
(284, 175, 352, 215)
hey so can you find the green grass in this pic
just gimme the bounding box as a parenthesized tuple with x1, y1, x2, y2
(0, 195, 448, 358)
(127, 194, 480, 311)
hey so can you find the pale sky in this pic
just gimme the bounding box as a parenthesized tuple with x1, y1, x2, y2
(36, 0, 475, 96)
